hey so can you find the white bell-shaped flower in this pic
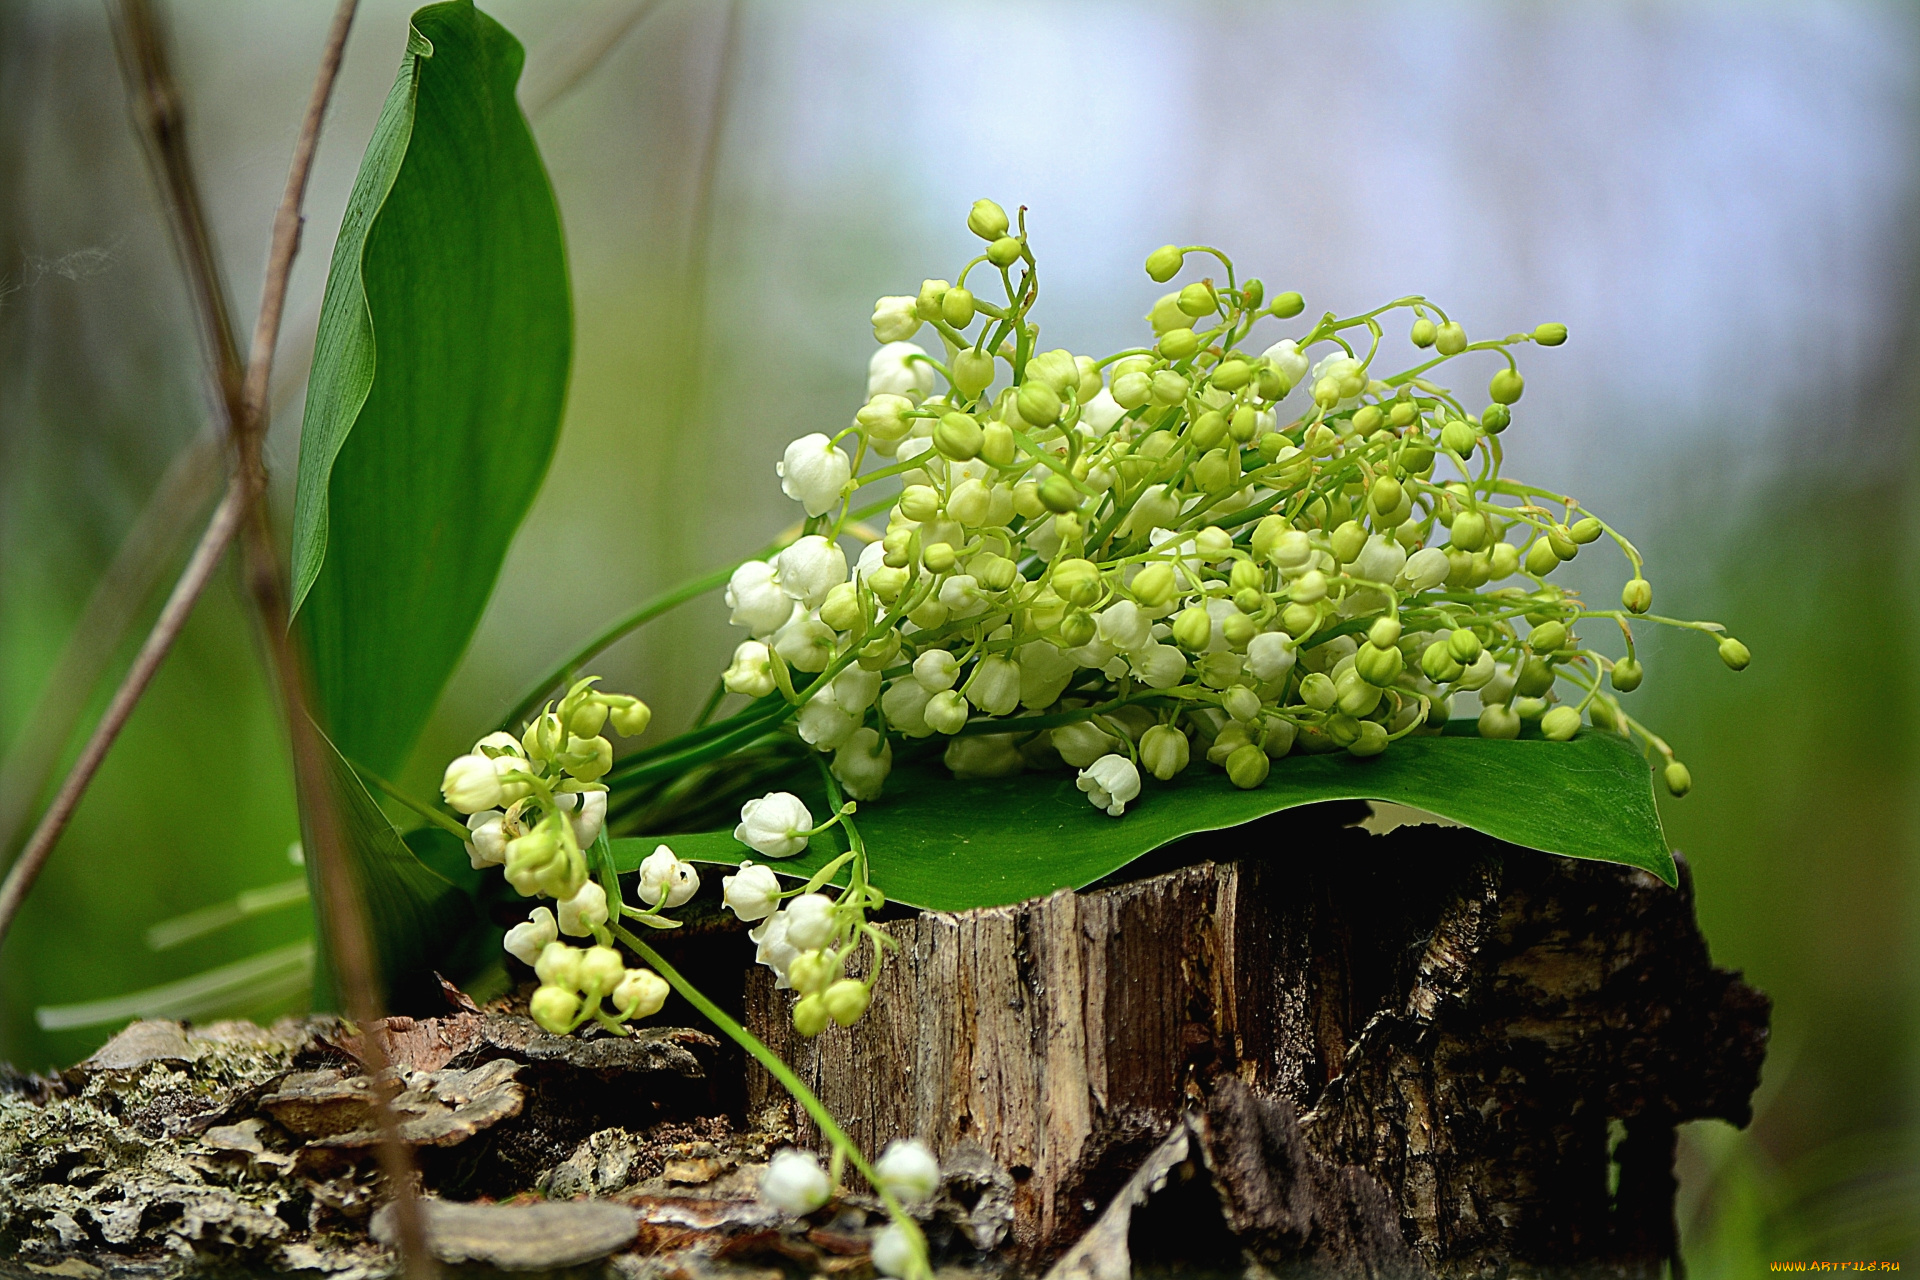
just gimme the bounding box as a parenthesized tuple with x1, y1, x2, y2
(750, 910, 801, 988)
(1077, 753, 1142, 816)
(870, 295, 922, 343)
(734, 791, 813, 858)
(722, 861, 782, 922)
(912, 649, 960, 692)
(1261, 338, 1309, 386)
(557, 790, 606, 849)
(966, 654, 1022, 716)
(783, 893, 837, 951)
(881, 677, 935, 737)
(831, 664, 882, 714)
(777, 433, 852, 517)
(503, 906, 558, 966)
(441, 754, 504, 814)
(868, 341, 935, 400)
(1016, 641, 1074, 709)
(761, 1148, 831, 1215)
(873, 1139, 941, 1205)
(723, 640, 776, 698)
(943, 732, 1025, 779)
(1131, 643, 1188, 689)
(1247, 631, 1297, 683)
(1352, 534, 1408, 587)
(638, 844, 701, 908)
(772, 609, 836, 673)
(1095, 600, 1152, 652)
(1080, 386, 1126, 435)
(726, 560, 793, 637)
(775, 535, 848, 608)
(832, 728, 892, 801)
(557, 880, 609, 937)
(466, 811, 508, 869)
(1052, 720, 1119, 768)
(1402, 546, 1451, 592)
(612, 968, 669, 1019)
(798, 688, 858, 752)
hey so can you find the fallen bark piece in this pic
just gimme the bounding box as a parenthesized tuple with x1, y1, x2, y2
(76, 1020, 196, 1073)
(369, 1198, 638, 1270)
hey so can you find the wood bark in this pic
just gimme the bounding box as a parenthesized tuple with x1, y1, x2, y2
(743, 813, 1770, 1275)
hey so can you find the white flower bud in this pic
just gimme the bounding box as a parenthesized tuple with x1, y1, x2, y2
(943, 733, 1025, 779)
(1401, 546, 1451, 592)
(503, 906, 557, 966)
(938, 574, 987, 619)
(638, 844, 700, 908)
(913, 649, 960, 692)
(579, 945, 624, 993)
(874, 1139, 942, 1205)
(857, 392, 916, 452)
(871, 295, 922, 343)
(612, 968, 668, 1020)
(772, 610, 836, 673)
(1456, 649, 1498, 691)
(441, 753, 504, 814)
(1052, 720, 1119, 768)
(1080, 386, 1126, 435)
(1120, 484, 1181, 538)
(750, 910, 800, 988)
(1016, 640, 1074, 709)
(1131, 643, 1188, 689)
(1247, 631, 1297, 683)
(798, 689, 858, 752)
(1261, 338, 1309, 385)
(775, 535, 848, 608)
(1352, 534, 1408, 586)
(777, 433, 853, 517)
(558, 789, 606, 849)
(466, 811, 508, 868)
(832, 728, 893, 801)
(723, 640, 777, 698)
(871, 1222, 916, 1278)
(1077, 753, 1142, 817)
(966, 654, 1022, 716)
(761, 1149, 831, 1215)
(868, 341, 935, 399)
(881, 677, 934, 737)
(924, 689, 969, 734)
(1096, 600, 1152, 652)
(832, 664, 882, 714)
(722, 861, 782, 922)
(726, 560, 792, 636)
(474, 730, 524, 756)
(557, 879, 609, 937)
(734, 791, 814, 859)
(947, 479, 991, 529)
(784, 893, 837, 951)
(535, 940, 585, 990)
(1140, 724, 1190, 780)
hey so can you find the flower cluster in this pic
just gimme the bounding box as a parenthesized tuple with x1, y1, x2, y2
(760, 1140, 941, 1276)
(717, 199, 1742, 818)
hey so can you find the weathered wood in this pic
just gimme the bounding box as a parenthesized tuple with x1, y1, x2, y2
(745, 815, 1769, 1274)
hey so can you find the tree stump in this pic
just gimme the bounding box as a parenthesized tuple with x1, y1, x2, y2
(744, 811, 1770, 1275)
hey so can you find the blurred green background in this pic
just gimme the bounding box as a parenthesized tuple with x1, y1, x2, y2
(2, 0, 1913, 1266)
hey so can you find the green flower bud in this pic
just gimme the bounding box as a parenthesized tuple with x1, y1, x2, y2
(1140, 724, 1190, 780)
(1173, 605, 1214, 652)
(1189, 410, 1228, 450)
(1533, 322, 1568, 346)
(1298, 671, 1336, 710)
(953, 349, 996, 398)
(1352, 405, 1383, 434)
(1435, 321, 1468, 356)
(1664, 761, 1692, 797)
(1369, 476, 1404, 520)
(1421, 640, 1465, 683)
(1193, 447, 1237, 494)
(1289, 568, 1328, 605)
(1223, 609, 1259, 646)
(915, 278, 950, 321)
(1241, 279, 1265, 310)
(1529, 620, 1567, 654)
(792, 992, 830, 1038)
(1149, 370, 1190, 406)
(1610, 656, 1643, 693)
(1052, 510, 1083, 550)
(1227, 406, 1259, 444)
(1540, 705, 1582, 741)
(1229, 559, 1265, 593)
(1336, 669, 1385, 716)
(823, 978, 872, 1027)
(935, 412, 984, 461)
(1057, 610, 1097, 648)
(1331, 520, 1368, 563)
(899, 484, 941, 522)
(819, 582, 863, 632)
(1341, 719, 1385, 757)
(1525, 537, 1561, 576)
(1478, 703, 1521, 739)
(1145, 244, 1184, 282)
(1570, 517, 1604, 544)
(1718, 637, 1751, 671)
(1270, 290, 1305, 319)
(1489, 368, 1524, 404)
(922, 541, 956, 573)
(1016, 381, 1062, 427)
(1206, 722, 1253, 766)
(1147, 293, 1189, 334)
(529, 985, 580, 1034)
(1177, 282, 1216, 317)
(1131, 561, 1177, 608)
(1480, 404, 1512, 434)
(1368, 616, 1402, 648)
(1039, 473, 1080, 515)
(608, 699, 652, 737)
(973, 552, 1017, 591)
(1547, 524, 1579, 561)
(1448, 628, 1483, 663)
(1588, 698, 1619, 732)
(968, 198, 1010, 240)
(1356, 642, 1404, 687)
(1214, 360, 1252, 392)
(1491, 541, 1521, 578)
(788, 949, 838, 997)
(1225, 742, 1271, 789)
(1052, 557, 1102, 606)
(1222, 685, 1260, 723)
(986, 235, 1023, 268)
(1256, 366, 1290, 400)
(1515, 656, 1555, 698)
(941, 286, 976, 328)
(972, 424, 1013, 470)
(1410, 317, 1438, 348)
(1251, 514, 1290, 558)
(1158, 327, 1200, 360)
(1441, 418, 1479, 457)
(1450, 509, 1489, 552)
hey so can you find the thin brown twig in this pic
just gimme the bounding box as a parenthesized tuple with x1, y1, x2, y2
(1, 0, 434, 1273)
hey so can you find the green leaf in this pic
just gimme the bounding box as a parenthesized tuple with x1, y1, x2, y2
(303, 727, 491, 1012)
(609, 727, 1674, 912)
(291, 0, 571, 778)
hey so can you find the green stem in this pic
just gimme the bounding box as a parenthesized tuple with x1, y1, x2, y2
(351, 760, 470, 838)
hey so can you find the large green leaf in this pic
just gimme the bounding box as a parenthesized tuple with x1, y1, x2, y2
(610, 727, 1675, 912)
(291, 0, 570, 778)
(303, 729, 490, 1013)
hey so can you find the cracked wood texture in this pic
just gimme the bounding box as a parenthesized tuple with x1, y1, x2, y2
(744, 814, 1769, 1275)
